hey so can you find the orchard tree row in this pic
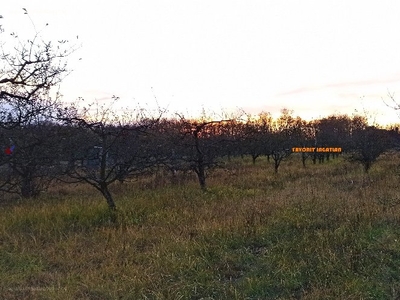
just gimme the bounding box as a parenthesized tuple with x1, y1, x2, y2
(1, 100, 399, 209)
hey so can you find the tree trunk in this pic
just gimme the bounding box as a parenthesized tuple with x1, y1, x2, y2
(195, 165, 207, 190)
(274, 159, 279, 173)
(194, 131, 206, 190)
(21, 175, 35, 198)
(100, 183, 117, 210)
(363, 161, 371, 173)
(302, 152, 307, 168)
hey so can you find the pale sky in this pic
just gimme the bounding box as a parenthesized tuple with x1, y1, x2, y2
(2, 1, 400, 125)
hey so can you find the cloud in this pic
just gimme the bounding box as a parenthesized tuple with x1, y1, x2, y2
(276, 75, 400, 97)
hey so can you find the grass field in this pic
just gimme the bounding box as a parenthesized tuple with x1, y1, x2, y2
(1, 154, 400, 299)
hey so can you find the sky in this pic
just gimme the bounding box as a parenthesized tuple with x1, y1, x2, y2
(2, 1, 400, 126)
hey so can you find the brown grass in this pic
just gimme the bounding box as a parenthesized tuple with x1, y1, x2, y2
(1, 154, 400, 299)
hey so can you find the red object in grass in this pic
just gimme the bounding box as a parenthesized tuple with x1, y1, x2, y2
(4, 145, 15, 155)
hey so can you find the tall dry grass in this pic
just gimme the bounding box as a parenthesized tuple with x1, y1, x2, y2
(0, 154, 400, 299)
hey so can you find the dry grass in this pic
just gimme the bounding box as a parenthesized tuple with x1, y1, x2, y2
(1, 154, 400, 299)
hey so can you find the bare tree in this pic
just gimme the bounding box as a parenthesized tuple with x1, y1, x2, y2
(0, 9, 79, 198)
(169, 115, 233, 190)
(0, 121, 70, 197)
(269, 109, 297, 173)
(238, 112, 272, 164)
(61, 99, 161, 210)
(310, 115, 352, 164)
(270, 135, 291, 173)
(348, 125, 391, 173)
(0, 9, 77, 128)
